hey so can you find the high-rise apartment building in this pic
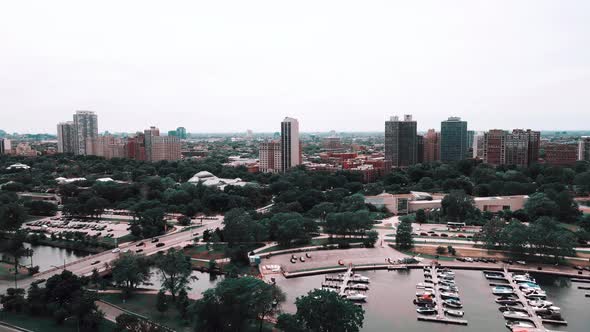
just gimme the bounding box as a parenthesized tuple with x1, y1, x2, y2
(86, 135, 126, 160)
(544, 143, 578, 166)
(525, 129, 541, 165)
(0, 138, 11, 155)
(417, 135, 424, 164)
(578, 136, 590, 161)
(141, 127, 181, 161)
(280, 117, 301, 172)
(505, 130, 529, 167)
(73, 111, 98, 155)
(473, 133, 485, 159)
(422, 129, 440, 162)
(57, 121, 76, 154)
(150, 136, 181, 161)
(259, 141, 282, 173)
(384, 115, 417, 167)
(440, 117, 468, 162)
(144, 126, 160, 161)
(482, 129, 540, 167)
(125, 133, 146, 161)
(483, 129, 507, 166)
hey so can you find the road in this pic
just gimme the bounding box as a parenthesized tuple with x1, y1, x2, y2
(1, 217, 224, 291)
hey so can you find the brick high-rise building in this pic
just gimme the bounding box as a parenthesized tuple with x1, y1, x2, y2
(544, 143, 578, 166)
(86, 135, 125, 160)
(150, 136, 181, 161)
(259, 141, 282, 173)
(57, 121, 76, 154)
(578, 136, 590, 162)
(422, 129, 440, 162)
(483, 129, 507, 166)
(0, 138, 10, 155)
(505, 130, 529, 167)
(525, 129, 541, 165)
(385, 115, 417, 167)
(281, 117, 301, 172)
(440, 117, 468, 162)
(125, 133, 146, 161)
(73, 111, 98, 155)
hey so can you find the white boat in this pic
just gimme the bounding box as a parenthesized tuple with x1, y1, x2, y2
(351, 274, 370, 283)
(505, 321, 535, 330)
(528, 299, 553, 307)
(345, 291, 367, 302)
(444, 308, 464, 317)
(532, 304, 561, 313)
(513, 274, 536, 283)
(492, 286, 514, 295)
(350, 283, 369, 290)
(503, 311, 530, 318)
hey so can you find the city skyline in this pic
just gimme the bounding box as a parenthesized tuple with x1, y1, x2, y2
(2, 1, 590, 133)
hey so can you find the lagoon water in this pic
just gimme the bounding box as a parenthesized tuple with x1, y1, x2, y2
(4, 245, 587, 331)
(276, 269, 587, 332)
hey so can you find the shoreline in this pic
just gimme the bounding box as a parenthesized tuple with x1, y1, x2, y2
(283, 263, 590, 279)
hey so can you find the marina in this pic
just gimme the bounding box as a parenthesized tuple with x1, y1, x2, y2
(485, 268, 568, 331)
(321, 265, 370, 302)
(415, 263, 468, 325)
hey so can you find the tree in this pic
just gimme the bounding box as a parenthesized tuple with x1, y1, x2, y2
(177, 289, 190, 320)
(524, 192, 558, 221)
(415, 209, 426, 225)
(277, 313, 306, 332)
(112, 253, 152, 293)
(447, 245, 456, 256)
(190, 276, 285, 332)
(0, 288, 26, 313)
(25, 200, 58, 216)
(154, 248, 192, 301)
(363, 230, 379, 248)
(156, 290, 168, 315)
(477, 219, 506, 249)
(441, 190, 476, 223)
(286, 289, 364, 332)
(395, 220, 413, 249)
(115, 314, 166, 332)
(436, 246, 447, 254)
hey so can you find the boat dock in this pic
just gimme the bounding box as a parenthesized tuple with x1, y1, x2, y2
(417, 263, 468, 326)
(502, 267, 567, 330)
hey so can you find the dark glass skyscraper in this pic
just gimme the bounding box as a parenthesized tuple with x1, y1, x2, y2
(384, 115, 417, 167)
(440, 117, 468, 162)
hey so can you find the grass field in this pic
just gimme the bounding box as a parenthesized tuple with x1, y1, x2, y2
(184, 243, 228, 260)
(257, 237, 365, 254)
(0, 262, 29, 281)
(0, 312, 115, 332)
(99, 292, 191, 332)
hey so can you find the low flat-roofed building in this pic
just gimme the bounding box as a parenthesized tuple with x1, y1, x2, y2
(365, 192, 528, 215)
(17, 192, 62, 204)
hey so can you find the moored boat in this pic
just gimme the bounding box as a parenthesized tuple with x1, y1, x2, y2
(444, 308, 464, 317)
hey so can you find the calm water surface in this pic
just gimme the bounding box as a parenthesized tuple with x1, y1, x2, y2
(276, 269, 588, 332)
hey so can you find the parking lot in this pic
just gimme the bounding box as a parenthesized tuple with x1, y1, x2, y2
(22, 213, 131, 239)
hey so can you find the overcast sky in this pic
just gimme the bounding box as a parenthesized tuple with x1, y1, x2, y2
(1, 1, 589, 134)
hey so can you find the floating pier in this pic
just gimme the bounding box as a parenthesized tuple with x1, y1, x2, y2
(502, 267, 567, 331)
(416, 263, 468, 325)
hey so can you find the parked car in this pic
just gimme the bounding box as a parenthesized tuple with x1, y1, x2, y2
(91, 260, 101, 265)
(156, 242, 165, 248)
(136, 242, 145, 247)
(136, 249, 144, 253)
(112, 248, 121, 253)
(151, 238, 159, 243)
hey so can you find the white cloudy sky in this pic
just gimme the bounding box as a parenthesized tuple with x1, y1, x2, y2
(1, 1, 589, 134)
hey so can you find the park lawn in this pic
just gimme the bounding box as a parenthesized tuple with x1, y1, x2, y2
(0, 311, 115, 332)
(257, 237, 365, 254)
(184, 243, 228, 260)
(99, 292, 192, 332)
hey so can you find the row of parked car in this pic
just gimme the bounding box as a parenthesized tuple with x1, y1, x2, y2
(416, 231, 474, 239)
